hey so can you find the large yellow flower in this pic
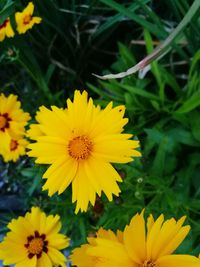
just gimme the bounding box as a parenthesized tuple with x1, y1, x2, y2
(28, 90, 141, 213)
(15, 2, 42, 34)
(0, 93, 30, 140)
(0, 132, 29, 162)
(0, 18, 14, 42)
(71, 211, 200, 267)
(0, 207, 69, 267)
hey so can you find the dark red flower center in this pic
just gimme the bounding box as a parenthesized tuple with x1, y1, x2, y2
(10, 140, 19, 151)
(141, 260, 156, 267)
(0, 113, 11, 132)
(23, 15, 32, 25)
(24, 231, 48, 259)
(0, 19, 9, 30)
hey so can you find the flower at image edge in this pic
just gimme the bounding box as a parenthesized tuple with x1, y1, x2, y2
(0, 18, 14, 42)
(71, 211, 200, 267)
(71, 227, 123, 266)
(28, 90, 141, 213)
(15, 2, 42, 34)
(0, 93, 30, 141)
(0, 132, 29, 162)
(0, 207, 69, 267)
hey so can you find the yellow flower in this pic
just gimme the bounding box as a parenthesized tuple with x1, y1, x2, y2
(0, 18, 14, 42)
(0, 207, 69, 267)
(71, 211, 200, 267)
(0, 132, 29, 162)
(28, 90, 141, 213)
(15, 2, 42, 34)
(0, 93, 30, 140)
(71, 228, 123, 267)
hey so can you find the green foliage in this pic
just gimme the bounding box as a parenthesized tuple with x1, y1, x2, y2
(0, 0, 200, 258)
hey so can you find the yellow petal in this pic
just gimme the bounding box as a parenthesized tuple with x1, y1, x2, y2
(151, 216, 189, 259)
(36, 252, 52, 267)
(47, 247, 67, 267)
(88, 238, 133, 267)
(15, 255, 37, 267)
(42, 156, 77, 196)
(72, 164, 97, 213)
(83, 157, 121, 201)
(156, 254, 200, 267)
(24, 2, 34, 15)
(146, 214, 164, 259)
(123, 212, 146, 264)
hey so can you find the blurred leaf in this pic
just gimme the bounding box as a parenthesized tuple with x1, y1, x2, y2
(0, 0, 14, 24)
(175, 92, 200, 113)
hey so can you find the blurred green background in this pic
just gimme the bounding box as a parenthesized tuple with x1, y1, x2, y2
(0, 0, 200, 257)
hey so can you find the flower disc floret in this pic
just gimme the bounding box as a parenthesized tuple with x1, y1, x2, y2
(68, 135, 93, 160)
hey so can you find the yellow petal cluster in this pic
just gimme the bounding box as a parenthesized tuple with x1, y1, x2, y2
(0, 18, 14, 42)
(15, 2, 42, 34)
(71, 211, 200, 267)
(0, 207, 69, 267)
(27, 90, 141, 213)
(0, 93, 30, 162)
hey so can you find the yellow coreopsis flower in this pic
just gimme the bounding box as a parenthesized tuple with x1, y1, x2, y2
(28, 90, 141, 213)
(0, 132, 29, 162)
(71, 228, 123, 267)
(0, 207, 69, 267)
(0, 93, 30, 141)
(15, 2, 42, 34)
(71, 211, 200, 267)
(0, 18, 14, 42)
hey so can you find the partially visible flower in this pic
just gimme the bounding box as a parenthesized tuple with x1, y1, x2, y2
(0, 93, 30, 140)
(0, 132, 29, 162)
(70, 211, 200, 267)
(71, 228, 123, 267)
(0, 18, 14, 42)
(15, 2, 42, 34)
(0, 207, 69, 267)
(28, 90, 141, 213)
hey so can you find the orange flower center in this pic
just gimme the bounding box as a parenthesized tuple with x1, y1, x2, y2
(24, 231, 48, 259)
(0, 115, 6, 129)
(141, 260, 156, 267)
(28, 238, 44, 255)
(10, 140, 18, 151)
(23, 15, 32, 25)
(0, 19, 9, 29)
(68, 135, 93, 160)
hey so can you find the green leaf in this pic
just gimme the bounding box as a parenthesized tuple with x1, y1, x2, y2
(175, 92, 200, 113)
(0, 0, 15, 24)
(100, 0, 166, 38)
(168, 127, 200, 146)
(94, 0, 150, 37)
(189, 111, 200, 142)
(119, 84, 160, 101)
